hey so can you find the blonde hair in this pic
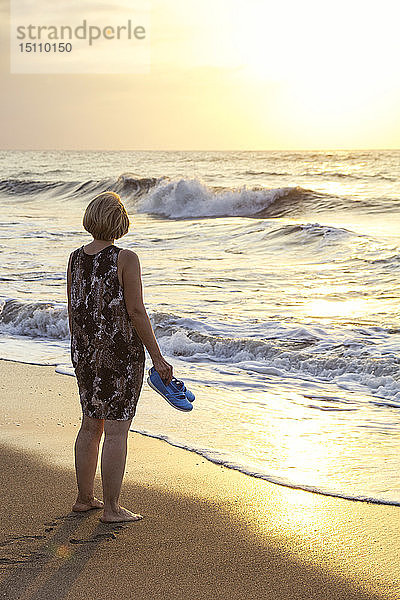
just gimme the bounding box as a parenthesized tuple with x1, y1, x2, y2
(83, 191, 130, 240)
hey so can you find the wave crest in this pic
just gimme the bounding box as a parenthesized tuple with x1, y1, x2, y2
(1, 300, 399, 405)
(152, 315, 400, 404)
(0, 173, 161, 201)
(137, 178, 320, 219)
(0, 299, 68, 339)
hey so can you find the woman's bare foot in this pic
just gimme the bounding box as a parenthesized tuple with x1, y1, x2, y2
(72, 496, 104, 512)
(100, 506, 144, 523)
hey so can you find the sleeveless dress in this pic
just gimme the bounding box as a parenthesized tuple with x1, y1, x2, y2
(69, 244, 145, 420)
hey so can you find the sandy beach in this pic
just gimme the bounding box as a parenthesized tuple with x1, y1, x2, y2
(0, 358, 399, 600)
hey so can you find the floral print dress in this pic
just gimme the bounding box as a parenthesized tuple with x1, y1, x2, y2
(69, 244, 145, 420)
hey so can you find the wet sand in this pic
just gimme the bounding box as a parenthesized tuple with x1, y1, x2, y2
(0, 358, 399, 600)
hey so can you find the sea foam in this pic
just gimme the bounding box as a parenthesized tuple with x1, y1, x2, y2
(136, 178, 308, 218)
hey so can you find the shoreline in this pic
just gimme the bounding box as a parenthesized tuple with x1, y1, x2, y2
(2, 356, 399, 508)
(0, 359, 399, 599)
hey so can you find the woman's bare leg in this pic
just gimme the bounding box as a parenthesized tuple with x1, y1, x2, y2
(72, 415, 105, 511)
(100, 418, 143, 523)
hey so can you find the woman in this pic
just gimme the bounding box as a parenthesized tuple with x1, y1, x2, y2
(66, 191, 172, 523)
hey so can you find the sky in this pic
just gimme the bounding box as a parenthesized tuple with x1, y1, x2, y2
(1, 0, 400, 151)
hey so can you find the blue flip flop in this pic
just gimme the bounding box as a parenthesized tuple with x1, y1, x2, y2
(147, 367, 193, 412)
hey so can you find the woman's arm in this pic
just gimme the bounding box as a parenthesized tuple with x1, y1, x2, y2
(121, 249, 173, 383)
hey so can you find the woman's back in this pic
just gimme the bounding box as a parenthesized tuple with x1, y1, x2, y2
(69, 244, 145, 420)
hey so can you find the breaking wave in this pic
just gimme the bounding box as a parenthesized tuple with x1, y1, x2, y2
(0, 298, 69, 339)
(137, 179, 325, 218)
(2, 298, 399, 405)
(1, 172, 395, 218)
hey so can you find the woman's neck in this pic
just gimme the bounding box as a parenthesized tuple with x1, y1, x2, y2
(85, 239, 114, 251)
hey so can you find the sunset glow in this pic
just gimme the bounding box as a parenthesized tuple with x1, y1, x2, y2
(1, 0, 400, 149)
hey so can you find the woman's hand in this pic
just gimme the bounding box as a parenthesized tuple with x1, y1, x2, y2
(152, 355, 173, 384)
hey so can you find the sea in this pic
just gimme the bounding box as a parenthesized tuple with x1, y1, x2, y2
(0, 149, 399, 506)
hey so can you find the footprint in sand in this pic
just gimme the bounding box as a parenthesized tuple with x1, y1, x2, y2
(0, 535, 46, 547)
(0, 557, 31, 565)
(0, 514, 129, 566)
(69, 532, 117, 544)
(0, 513, 84, 548)
(68, 524, 129, 544)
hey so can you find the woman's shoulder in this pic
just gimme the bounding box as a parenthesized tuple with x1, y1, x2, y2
(118, 248, 141, 273)
(68, 246, 83, 269)
(118, 248, 139, 261)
